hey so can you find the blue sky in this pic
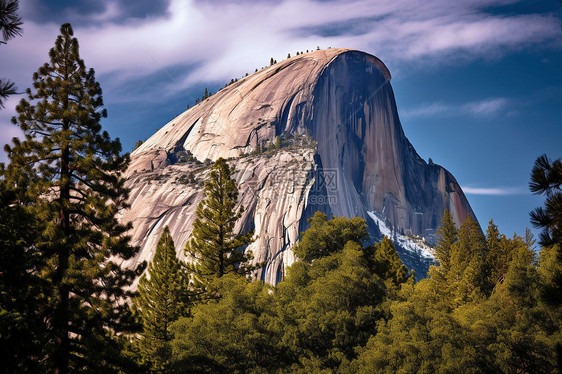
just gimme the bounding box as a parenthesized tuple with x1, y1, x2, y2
(1, 0, 561, 239)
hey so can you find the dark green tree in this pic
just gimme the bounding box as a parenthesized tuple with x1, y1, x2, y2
(0, 179, 45, 372)
(530, 154, 562, 247)
(485, 219, 501, 283)
(134, 226, 190, 372)
(485, 220, 524, 286)
(185, 157, 256, 289)
(373, 236, 409, 287)
(172, 215, 400, 373)
(449, 215, 488, 301)
(0, 0, 23, 108)
(2, 23, 143, 373)
(434, 209, 457, 273)
(171, 275, 281, 373)
(530, 154, 562, 371)
(293, 211, 368, 262)
(133, 139, 143, 151)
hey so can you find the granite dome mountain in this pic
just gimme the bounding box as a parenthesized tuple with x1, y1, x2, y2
(120, 48, 476, 282)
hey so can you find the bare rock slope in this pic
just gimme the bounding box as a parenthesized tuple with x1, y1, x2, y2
(122, 48, 476, 282)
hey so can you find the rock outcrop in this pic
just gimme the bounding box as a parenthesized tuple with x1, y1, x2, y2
(121, 48, 476, 282)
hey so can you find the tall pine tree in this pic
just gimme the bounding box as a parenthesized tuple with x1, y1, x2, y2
(185, 157, 256, 289)
(530, 154, 562, 371)
(2, 23, 143, 373)
(135, 226, 190, 372)
(449, 215, 488, 301)
(434, 209, 457, 273)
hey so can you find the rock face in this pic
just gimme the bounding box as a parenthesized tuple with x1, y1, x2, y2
(122, 48, 476, 282)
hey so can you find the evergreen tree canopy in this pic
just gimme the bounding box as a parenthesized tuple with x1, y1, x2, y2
(373, 236, 410, 287)
(0, 179, 45, 372)
(135, 226, 190, 372)
(449, 215, 488, 301)
(0, 0, 23, 107)
(1, 23, 142, 373)
(434, 209, 457, 272)
(530, 154, 562, 247)
(293, 211, 368, 262)
(185, 157, 256, 288)
(172, 215, 405, 373)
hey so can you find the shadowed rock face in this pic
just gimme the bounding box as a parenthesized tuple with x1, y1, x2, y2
(122, 48, 476, 282)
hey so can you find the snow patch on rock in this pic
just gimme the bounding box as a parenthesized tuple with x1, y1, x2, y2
(367, 211, 435, 260)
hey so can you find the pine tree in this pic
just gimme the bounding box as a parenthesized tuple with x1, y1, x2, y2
(530, 155, 562, 371)
(292, 211, 368, 262)
(374, 236, 409, 286)
(0, 0, 23, 107)
(449, 215, 488, 300)
(524, 227, 536, 251)
(185, 157, 256, 290)
(135, 226, 190, 372)
(434, 209, 457, 273)
(274, 135, 281, 149)
(485, 219, 501, 283)
(530, 154, 562, 247)
(2, 23, 142, 373)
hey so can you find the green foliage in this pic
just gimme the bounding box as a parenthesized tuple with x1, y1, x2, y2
(274, 240, 389, 371)
(352, 224, 559, 374)
(0, 0, 23, 108)
(172, 215, 410, 373)
(185, 157, 257, 290)
(2, 23, 142, 373)
(530, 154, 562, 247)
(448, 215, 489, 301)
(352, 278, 469, 374)
(134, 226, 191, 372)
(171, 275, 281, 373)
(372, 236, 409, 288)
(434, 209, 457, 272)
(133, 139, 143, 150)
(293, 211, 368, 262)
(0, 180, 45, 372)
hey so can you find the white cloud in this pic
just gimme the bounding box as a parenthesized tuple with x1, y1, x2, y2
(462, 186, 527, 195)
(2, 0, 560, 89)
(401, 97, 510, 119)
(463, 98, 509, 116)
(1, 0, 559, 148)
(400, 102, 451, 118)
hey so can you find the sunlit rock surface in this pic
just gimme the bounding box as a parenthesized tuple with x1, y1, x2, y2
(122, 48, 476, 282)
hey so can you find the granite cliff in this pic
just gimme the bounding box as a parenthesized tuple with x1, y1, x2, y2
(120, 48, 476, 282)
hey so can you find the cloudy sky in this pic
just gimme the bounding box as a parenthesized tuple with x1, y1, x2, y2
(1, 0, 561, 238)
